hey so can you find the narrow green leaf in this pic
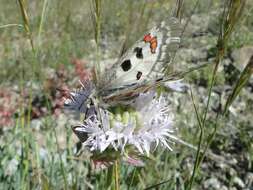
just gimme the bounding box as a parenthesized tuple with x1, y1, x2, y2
(144, 179, 170, 190)
(175, 0, 184, 20)
(37, 0, 49, 54)
(17, 0, 35, 53)
(41, 174, 51, 190)
(0, 24, 23, 29)
(106, 165, 114, 188)
(224, 55, 253, 113)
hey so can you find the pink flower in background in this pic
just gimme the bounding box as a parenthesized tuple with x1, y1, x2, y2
(72, 59, 92, 82)
(0, 89, 16, 127)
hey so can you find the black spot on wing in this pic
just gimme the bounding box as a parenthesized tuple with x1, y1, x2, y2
(136, 71, 142, 80)
(121, 59, 132, 71)
(134, 47, 143, 59)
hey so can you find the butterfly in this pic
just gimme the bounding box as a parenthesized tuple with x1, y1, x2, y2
(65, 17, 206, 114)
(94, 17, 182, 106)
(65, 17, 200, 157)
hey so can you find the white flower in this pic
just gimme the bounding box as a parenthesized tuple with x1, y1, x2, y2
(72, 92, 178, 156)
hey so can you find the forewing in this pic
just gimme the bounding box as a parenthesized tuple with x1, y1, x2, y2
(98, 17, 181, 97)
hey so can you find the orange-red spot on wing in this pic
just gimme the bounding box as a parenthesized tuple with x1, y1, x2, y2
(143, 33, 152, 42)
(150, 37, 157, 53)
(143, 33, 158, 54)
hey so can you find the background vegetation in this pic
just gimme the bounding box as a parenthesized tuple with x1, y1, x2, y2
(0, 0, 252, 189)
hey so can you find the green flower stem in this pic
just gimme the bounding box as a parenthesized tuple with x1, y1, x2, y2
(114, 159, 120, 190)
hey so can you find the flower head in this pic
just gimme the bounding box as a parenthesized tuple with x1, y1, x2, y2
(70, 90, 177, 156)
(64, 79, 183, 167)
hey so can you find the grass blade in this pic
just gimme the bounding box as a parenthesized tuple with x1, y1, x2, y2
(0, 24, 23, 29)
(37, 0, 49, 54)
(186, 88, 203, 189)
(90, 0, 102, 83)
(144, 179, 171, 190)
(224, 55, 253, 113)
(174, 0, 184, 20)
(17, 0, 35, 53)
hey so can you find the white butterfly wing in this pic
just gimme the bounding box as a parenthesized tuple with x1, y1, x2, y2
(98, 17, 181, 97)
